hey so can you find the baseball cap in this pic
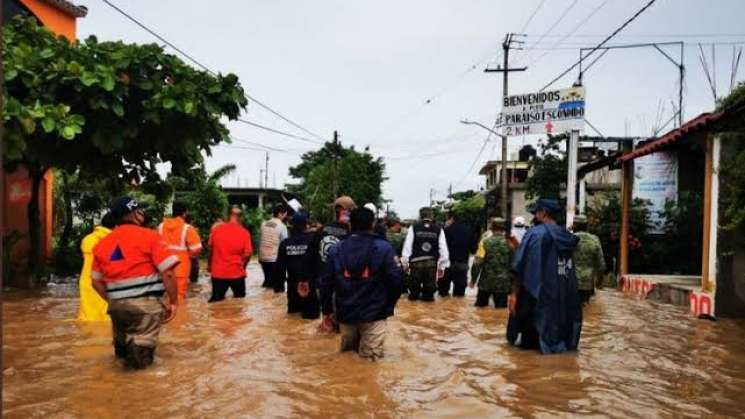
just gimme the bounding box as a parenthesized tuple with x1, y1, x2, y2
(334, 196, 356, 210)
(529, 198, 561, 215)
(574, 214, 588, 225)
(109, 196, 148, 218)
(292, 211, 309, 225)
(513, 216, 526, 227)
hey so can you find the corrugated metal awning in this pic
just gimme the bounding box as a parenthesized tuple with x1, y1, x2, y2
(617, 111, 725, 163)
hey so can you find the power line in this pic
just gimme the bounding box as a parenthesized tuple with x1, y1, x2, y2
(100, 0, 326, 143)
(235, 118, 322, 144)
(539, 0, 659, 92)
(528, 0, 611, 67)
(518, 0, 579, 66)
(525, 33, 745, 39)
(518, 0, 548, 34)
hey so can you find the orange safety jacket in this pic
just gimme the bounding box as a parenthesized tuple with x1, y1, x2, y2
(91, 224, 179, 300)
(158, 217, 202, 278)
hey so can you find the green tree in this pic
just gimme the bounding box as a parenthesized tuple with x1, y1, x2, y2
(525, 135, 567, 200)
(449, 193, 486, 236)
(289, 140, 386, 221)
(169, 164, 235, 240)
(2, 18, 247, 275)
(717, 82, 745, 244)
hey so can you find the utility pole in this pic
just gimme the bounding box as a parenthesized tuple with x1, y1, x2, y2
(332, 130, 339, 199)
(264, 151, 269, 191)
(429, 188, 434, 207)
(485, 33, 527, 222)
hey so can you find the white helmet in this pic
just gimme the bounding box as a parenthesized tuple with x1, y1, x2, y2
(513, 216, 526, 227)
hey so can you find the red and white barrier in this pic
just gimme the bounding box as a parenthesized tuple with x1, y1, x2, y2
(620, 275, 655, 298)
(690, 290, 715, 318)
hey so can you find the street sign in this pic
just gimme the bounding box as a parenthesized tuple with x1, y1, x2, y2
(500, 86, 586, 136)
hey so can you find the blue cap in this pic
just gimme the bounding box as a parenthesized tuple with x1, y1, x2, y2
(292, 211, 309, 225)
(110, 196, 148, 218)
(530, 198, 561, 215)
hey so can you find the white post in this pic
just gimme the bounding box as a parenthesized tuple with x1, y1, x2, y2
(579, 177, 587, 215)
(566, 130, 580, 228)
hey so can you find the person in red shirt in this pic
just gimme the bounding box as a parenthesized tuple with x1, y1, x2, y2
(91, 196, 179, 369)
(208, 207, 253, 302)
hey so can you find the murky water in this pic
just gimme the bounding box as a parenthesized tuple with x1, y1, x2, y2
(4, 263, 745, 418)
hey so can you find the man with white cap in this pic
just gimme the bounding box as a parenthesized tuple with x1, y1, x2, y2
(512, 216, 528, 244)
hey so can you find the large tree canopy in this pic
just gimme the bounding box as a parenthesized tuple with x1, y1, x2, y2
(288, 139, 386, 221)
(2, 17, 248, 273)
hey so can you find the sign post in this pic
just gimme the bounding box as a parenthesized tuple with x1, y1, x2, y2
(566, 129, 579, 228)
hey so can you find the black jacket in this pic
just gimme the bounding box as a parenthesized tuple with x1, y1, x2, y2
(444, 222, 477, 264)
(277, 230, 316, 282)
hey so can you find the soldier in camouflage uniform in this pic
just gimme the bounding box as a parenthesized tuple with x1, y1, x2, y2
(572, 215, 605, 304)
(386, 218, 408, 293)
(470, 217, 514, 308)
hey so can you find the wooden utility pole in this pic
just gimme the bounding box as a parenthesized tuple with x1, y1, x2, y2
(264, 152, 269, 190)
(332, 130, 339, 199)
(485, 33, 526, 221)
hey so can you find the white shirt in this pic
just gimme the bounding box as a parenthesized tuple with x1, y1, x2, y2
(401, 223, 450, 270)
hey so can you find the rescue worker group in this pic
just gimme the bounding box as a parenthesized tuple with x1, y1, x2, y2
(79, 194, 605, 369)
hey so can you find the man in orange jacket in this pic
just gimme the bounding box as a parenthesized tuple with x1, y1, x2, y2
(158, 202, 202, 303)
(91, 196, 179, 369)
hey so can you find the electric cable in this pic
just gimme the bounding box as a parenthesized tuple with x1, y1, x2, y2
(100, 0, 326, 143)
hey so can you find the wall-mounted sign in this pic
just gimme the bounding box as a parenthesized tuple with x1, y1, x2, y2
(633, 151, 678, 234)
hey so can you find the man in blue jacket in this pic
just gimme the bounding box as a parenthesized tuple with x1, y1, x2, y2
(319, 207, 403, 360)
(507, 198, 582, 354)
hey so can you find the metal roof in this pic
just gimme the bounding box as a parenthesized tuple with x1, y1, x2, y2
(617, 111, 725, 163)
(37, 0, 88, 18)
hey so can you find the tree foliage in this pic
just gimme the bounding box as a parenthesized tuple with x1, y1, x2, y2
(169, 164, 234, 240)
(525, 135, 567, 200)
(717, 82, 745, 241)
(288, 140, 386, 221)
(3, 17, 247, 273)
(449, 193, 486, 237)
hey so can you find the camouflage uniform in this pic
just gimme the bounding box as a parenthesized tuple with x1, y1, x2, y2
(470, 234, 513, 308)
(386, 229, 408, 293)
(574, 231, 605, 303)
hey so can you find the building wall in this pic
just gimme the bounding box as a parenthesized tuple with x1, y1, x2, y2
(18, 0, 76, 39)
(3, 1, 79, 263)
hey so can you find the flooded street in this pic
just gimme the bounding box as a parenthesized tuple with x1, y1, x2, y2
(4, 264, 745, 418)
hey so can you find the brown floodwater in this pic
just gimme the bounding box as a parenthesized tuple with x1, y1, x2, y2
(4, 263, 745, 418)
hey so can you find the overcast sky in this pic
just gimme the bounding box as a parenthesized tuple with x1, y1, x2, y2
(79, 0, 745, 218)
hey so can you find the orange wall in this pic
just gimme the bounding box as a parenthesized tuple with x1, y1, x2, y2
(4, 1, 79, 263)
(19, 0, 77, 40)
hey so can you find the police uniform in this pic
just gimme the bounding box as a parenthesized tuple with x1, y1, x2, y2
(278, 215, 320, 319)
(573, 216, 605, 303)
(471, 229, 514, 308)
(402, 221, 449, 301)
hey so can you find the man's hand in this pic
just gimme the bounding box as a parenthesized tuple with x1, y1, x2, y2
(507, 292, 518, 316)
(469, 281, 476, 289)
(319, 314, 335, 333)
(298, 281, 310, 298)
(436, 269, 445, 280)
(163, 303, 178, 324)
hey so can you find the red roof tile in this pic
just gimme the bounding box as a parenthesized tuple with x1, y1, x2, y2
(617, 111, 725, 163)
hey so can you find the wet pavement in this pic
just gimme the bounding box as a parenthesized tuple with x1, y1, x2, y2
(4, 263, 745, 418)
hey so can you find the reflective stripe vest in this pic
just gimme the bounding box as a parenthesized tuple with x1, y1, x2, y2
(158, 217, 202, 278)
(91, 224, 179, 300)
(410, 222, 441, 262)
